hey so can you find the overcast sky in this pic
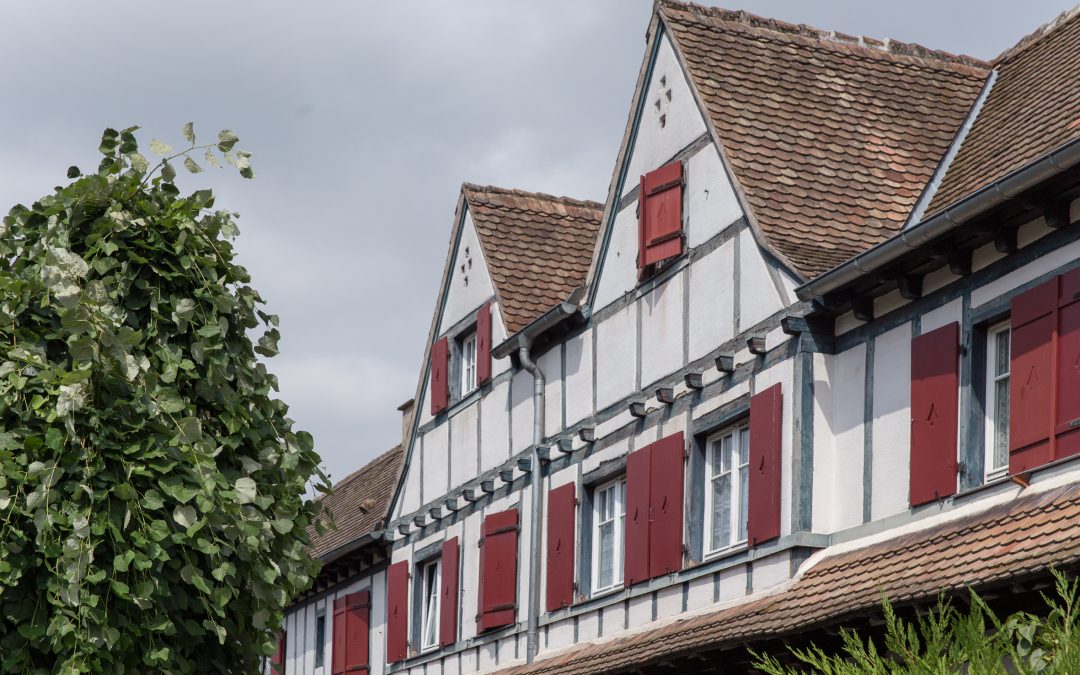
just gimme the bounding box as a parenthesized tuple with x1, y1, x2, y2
(1, 0, 1073, 486)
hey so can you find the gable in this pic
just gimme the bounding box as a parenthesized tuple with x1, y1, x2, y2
(442, 209, 499, 331)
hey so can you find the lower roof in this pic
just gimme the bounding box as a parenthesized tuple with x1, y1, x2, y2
(500, 479, 1080, 674)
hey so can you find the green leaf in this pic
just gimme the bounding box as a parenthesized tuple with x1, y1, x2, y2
(142, 488, 164, 510)
(204, 149, 221, 168)
(99, 128, 119, 155)
(178, 416, 202, 444)
(234, 477, 257, 504)
(156, 388, 186, 414)
(182, 122, 195, 144)
(173, 504, 196, 528)
(159, 477, 199, 504)
(217, 129, 239, 152)
(161, 159, 176, 183)
(128, 152, 149, 173)
(67, 166, 81, 178)
(149, 139, 173, 156)
(183, 157, 203, 174)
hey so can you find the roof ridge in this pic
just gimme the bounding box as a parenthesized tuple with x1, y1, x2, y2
(655, 0, 990, 71)
(992, 2, 1080, 65)
(461, 182, 604, 211)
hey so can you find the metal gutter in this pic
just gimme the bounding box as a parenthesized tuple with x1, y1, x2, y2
(797, 136, 1080, 303)
(491, 301, 579, 360)
(317, 530, 382, 566)
(517, 345, 545, 665)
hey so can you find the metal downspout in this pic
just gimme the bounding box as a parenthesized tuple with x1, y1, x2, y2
(518, 343, 545, 664)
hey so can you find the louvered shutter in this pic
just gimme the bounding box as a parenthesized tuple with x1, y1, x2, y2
(623, 444, 652, 586)
(430, 337, 450, 415)
(1010, 280, 1056, 472)
(439, 538, 459, 647)
(478, 509, 519, 632)
(385, 561, 409, 663)
(332, 591, 370, 674)
(648, 432, 685, 577)
(270, 631, 286, 674)
(1056, 269, 1080, 459)
(909, 323, 960, 506)
(748, 384, 783, 545)
(637, 161, 684, 270)
(546, 482, 576, 611)
(476, 302, 492, 386)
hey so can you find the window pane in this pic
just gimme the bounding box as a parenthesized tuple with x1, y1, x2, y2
(738, 462, 749, 542)
(738, 428, 749, 465)
(598, 521, 614, 588)
(995, 330, 1010, 377)
(994, 378, 1010, 471)
(315, 614, 325, 668)
(721, 435, 732, 472)
(711, 474, 731, 549)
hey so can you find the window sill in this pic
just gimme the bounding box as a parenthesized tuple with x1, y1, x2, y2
(635, 254, 688, 297)
(702, 541, 748, 562)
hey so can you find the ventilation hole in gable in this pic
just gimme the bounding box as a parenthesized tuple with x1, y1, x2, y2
(660, 114, 666, 128)
(666, 89, 672, 102)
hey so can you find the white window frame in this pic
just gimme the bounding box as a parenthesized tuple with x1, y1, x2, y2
(591, 478, 625, 593)
(419, 558, 441, 652)
(704, 425, 750, 556)
(461, 332, 477, 395)
(984, 321, 1011, 480)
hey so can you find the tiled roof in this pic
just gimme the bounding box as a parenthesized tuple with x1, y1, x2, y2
(656, 0, 990, 278)
(306, 444, 404, 560)
(926, 5, 1080, 214)
(462, 184, 603, 335)
(502, 481, 1080, 674)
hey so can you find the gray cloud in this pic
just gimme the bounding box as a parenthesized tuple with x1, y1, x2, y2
(0, 0, 1071, 484)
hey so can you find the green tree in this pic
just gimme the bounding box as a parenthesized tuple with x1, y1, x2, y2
(0, 125, 328, 673)
(752, 570, 1080, 674)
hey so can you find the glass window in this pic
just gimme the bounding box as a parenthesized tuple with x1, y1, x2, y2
(461, 332, 477, 394)
(592, 479, 625, 592)
(314, 610, 326, 668)
(985, 323, 1011, 478)
(705, 426, 749, 554)
(420, 558, 441, 651)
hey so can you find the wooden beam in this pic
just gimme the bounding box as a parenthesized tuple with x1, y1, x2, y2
(994, 227, 1017, 254)
(1044, 199, 1074, 229)
(851, 298, 874, 322)
(948, 249, 972, 276)
(780, 314, 833, 336)
(897, 274, 923, 300)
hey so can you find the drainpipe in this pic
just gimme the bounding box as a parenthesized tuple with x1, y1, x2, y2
(517, 343, 545, 665)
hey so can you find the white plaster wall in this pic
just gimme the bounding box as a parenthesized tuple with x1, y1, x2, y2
(442, 211, 497, 331)
(602, 602, 626, 636)
(539, 347, 563, 439)
(480, 380, 510, 472)
(593, 205, 639, 313)
(972, 234, 1080, 309)
(822, 345, 866, 532)
(564, 329, 594, 427)
(656, 584, 684, 620)
(595, 305, 638, 409)
(622, 34, 707, 197)
(422, 424, 449, 505)
(627, 594, 652, 629)
(578, 610, 600, 641)
(920, 298, 962, 335)
(752, 551, 790, 592)
(459, 510, 481, 643)
(510, 369, 535, 454)
(443, 654, 461, 675)
(490, 304, 511, 379)
(581, 436, 630, 476)
(871, 324, 912, 520)
(477, 643, 497, 672)
(686, 144, 743, 248)
(738, 231, 786, 331)
(717, 565, 747, 603)
(396, 465, 420, 520)
(688, 240, 736, 361)
(546, 619, 573, 652)
(686, 574, 716, 612)
(449, 405, 479, 492)
(640, 270, 685, 387)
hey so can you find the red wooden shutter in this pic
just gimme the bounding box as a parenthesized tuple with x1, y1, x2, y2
(430, 336, 449, 415)
(385, 561, 409, 663)
(748, 384, 783, 545)
(1056, 269, 1080, 459)
(909, 323, 960, 506)
(332, 591, 370, 674)
(478, 509, 519, 632)
(1009, 279, 1056, 473)
(546, 482, 576, 611)
(270, 631, 286, 674)
(476, 302, 492, 386)
(648, 432, 685, 577)
(439, 538, 459, 647)
(624, 444, 652, 586)
(638, 161, 684, 270)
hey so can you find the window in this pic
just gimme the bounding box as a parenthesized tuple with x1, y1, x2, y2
(460, 332, 477, 395)
(420, 558, 441, 651)
(592, 479, 625, 592)
(985, 322, 1011, 478)
(314, 609, 325, 668)
(705, 426, 749, 554)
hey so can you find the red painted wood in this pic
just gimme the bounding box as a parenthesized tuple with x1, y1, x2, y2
(545, 482, 577, 611)
(338, 592, 370, 673)
(1056, 269, 1080, 459)
(385, 561, 410, 663)
(909, 322, 960, 506)
(439, 538, 459, 647)
(639, 161, 684, 268)
(623, 444, 652, 586)
(430, 337, 450, 415)
(476, 302, 492, 386)
(332, 596, 346, 675)
(478, 509, 519, 631)
(648, 432, 685, 577)
(748, 384, 783, 544)
(1010, 278, 1057, 472)
(271, 631, 286, 674)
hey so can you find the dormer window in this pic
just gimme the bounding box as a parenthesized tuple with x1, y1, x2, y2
(460, 331, 477, 394)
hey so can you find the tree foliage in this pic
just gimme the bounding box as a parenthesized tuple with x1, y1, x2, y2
(753, 570, 1080, 674)
(0, 125, 327, 673)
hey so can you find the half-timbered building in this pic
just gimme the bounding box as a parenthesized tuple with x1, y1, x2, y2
(278, 1, 1080, 672)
